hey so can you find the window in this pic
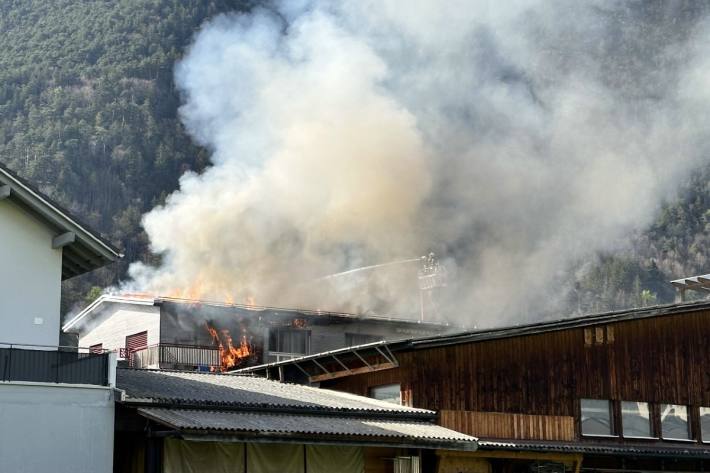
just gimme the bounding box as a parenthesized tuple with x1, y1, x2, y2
(89, 343, 103, 354)
(622, 401, 653, 438)
(661, 404, 691, 440)
(701, 407, 710, 442)
(125, 331, 148, 352)
(345, 333, 381, 347)
(393, 456, 420, 473)
(369, 383, 401, 405)
(268, 328, 309, 355)
(580, 399, 613, 436)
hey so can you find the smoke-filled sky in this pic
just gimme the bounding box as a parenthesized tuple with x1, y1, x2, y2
(126, 1, 710, 326)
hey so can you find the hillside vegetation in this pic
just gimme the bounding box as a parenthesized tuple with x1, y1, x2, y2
(0, 0, 708, 317)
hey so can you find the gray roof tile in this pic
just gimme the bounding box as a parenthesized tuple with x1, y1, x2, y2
(138, 407, 476, 446)
(117, 369, 431, 416)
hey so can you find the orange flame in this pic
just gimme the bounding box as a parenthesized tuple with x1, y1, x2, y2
(205, 323, 252, 371)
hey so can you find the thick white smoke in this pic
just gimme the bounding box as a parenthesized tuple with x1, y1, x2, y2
(127, 1, 710, 325)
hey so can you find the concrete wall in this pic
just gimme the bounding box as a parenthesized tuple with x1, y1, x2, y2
(79, 303, 161, 356)
(0, 382, 115, 473)
(0, 199, 62, 347)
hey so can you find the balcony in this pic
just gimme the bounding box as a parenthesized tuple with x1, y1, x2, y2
(129, 343, 220, 371)
(0, 343, 110, 386)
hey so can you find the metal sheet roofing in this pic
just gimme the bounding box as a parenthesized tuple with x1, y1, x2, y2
(117, 369, 432, 417)
(138, 407, 476, 449)
(0, 162, 121, 279)
(478, 440, 710, 458)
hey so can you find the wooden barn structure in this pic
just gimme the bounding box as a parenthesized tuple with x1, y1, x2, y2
(240, 300, 710, 473)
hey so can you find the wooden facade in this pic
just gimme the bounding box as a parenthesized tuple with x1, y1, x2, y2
(439, 411, 575, 442)
(320, 306, 710, 446)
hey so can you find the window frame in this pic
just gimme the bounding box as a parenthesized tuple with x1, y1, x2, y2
(368, 383, 402, 405)
(268, 328, 310, 355)
(660, 403, 693, 442)
(699, 407, 710, 443)
(621, 400, 656, 440)
(580, 398, 617, 438)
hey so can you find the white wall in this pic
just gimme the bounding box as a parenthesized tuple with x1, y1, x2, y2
(0, 199, 62, 347)
(0, 382, 115, 473)
(79, 303, 161, 356)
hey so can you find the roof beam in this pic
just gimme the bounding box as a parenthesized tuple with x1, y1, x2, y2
(62, 249, 92, 272)
(0, 185, 10, 200)
(53, 231, 76, 249)
(309, 361, 398, 383)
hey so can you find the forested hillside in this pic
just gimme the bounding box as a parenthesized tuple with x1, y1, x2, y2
(1, 0, 708, 317)
(0, 0, 250, 313)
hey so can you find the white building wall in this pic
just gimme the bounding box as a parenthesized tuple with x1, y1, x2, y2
(0, 382, 115, 473)
(79, 302, 161, 354)
(0, 199, 62, 347)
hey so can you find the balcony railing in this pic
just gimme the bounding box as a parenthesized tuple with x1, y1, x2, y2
(0, 343, 109, 386)
(130, 343, 220, 371)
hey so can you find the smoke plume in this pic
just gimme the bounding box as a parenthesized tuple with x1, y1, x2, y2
(126, 1, 710, 325)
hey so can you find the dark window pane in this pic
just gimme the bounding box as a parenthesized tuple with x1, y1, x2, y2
(269, 329, 308, 354)
(581, 399, 612, 436)
(661, 404, 690, 440)
(622, 401, 652, 438)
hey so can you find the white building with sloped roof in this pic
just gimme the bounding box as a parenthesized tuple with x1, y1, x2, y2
(0, 162, 121, 473)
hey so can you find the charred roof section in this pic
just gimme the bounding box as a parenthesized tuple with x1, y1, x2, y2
(238, 299, 710, 382)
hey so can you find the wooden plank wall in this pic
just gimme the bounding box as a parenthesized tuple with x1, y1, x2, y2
(439, 410, 575, 441)
(323, 309, 710, 439)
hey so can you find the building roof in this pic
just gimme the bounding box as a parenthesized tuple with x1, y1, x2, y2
(0, 162, 121, 279)
(671, 273, 710, 293)
(117, 368, 432, 417)
(237, 299, 710, 379)
(117, 368, 476, 450)
(478, 440, 710, 459)
(138, 408, 475, 449)
(63, 293, 450, 332)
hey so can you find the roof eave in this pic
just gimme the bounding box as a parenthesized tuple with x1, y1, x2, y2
(0, 165, 122, 279)
(62, 295, 157, 332)
(178, 431, 478, 451)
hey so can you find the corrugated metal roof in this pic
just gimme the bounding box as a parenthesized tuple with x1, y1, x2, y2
(478, 440, 710, 458)
(117, 369, 432, 417)
(138, 407, 476, 449)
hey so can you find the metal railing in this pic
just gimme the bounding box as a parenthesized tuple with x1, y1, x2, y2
(267, 351, 307, 363)
(0, 343, 109, 386)
(130, 343, 220, 371)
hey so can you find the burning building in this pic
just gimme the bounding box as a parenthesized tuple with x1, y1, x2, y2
(62, 294, 450, 372)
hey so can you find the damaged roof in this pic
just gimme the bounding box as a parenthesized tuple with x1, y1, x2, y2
(0, 162, 121, 279)
(237, 299, 710, 379)
(117, 369, 476, 450)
